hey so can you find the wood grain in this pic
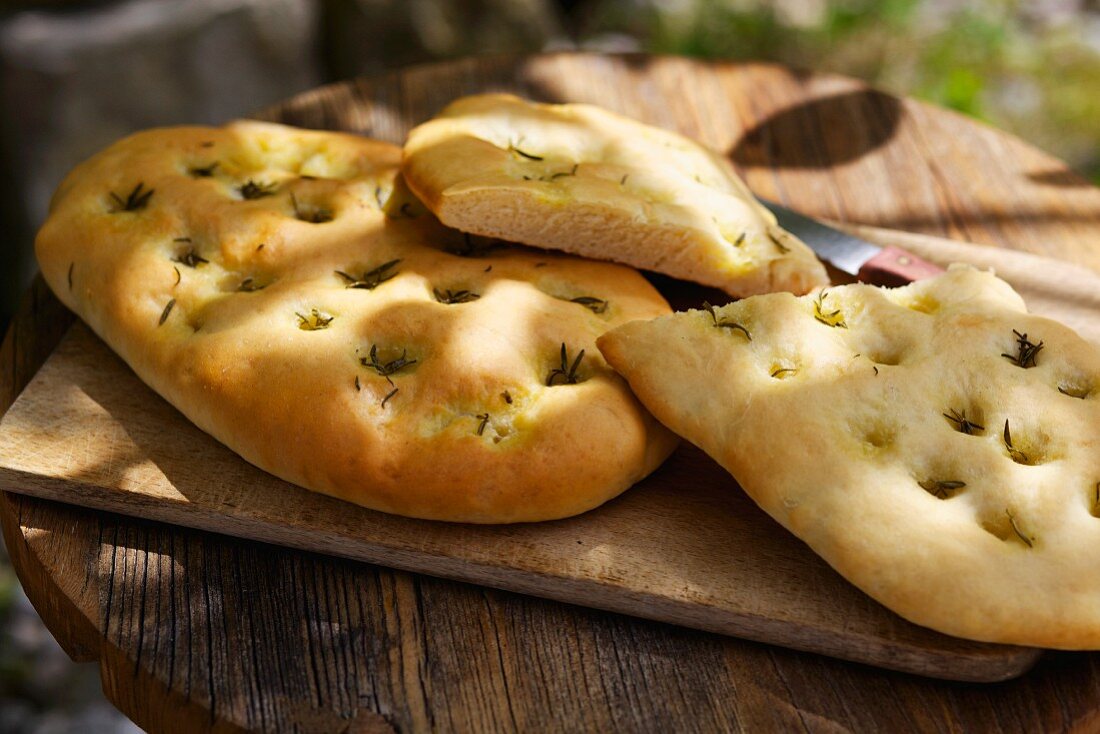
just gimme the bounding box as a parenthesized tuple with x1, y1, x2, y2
(4, 54, 1100, 732)
(0, 314, 1044, 681)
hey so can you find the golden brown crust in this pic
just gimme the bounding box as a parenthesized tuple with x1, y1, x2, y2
(36, 121, 678, 523)
(402, 94, 827, 297)
(599, 267, 1100, 648)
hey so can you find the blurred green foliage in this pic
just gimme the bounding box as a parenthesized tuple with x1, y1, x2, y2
(579, 0, 1100, 183)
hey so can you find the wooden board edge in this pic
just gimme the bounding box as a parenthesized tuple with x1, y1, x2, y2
(0, 467, 1043, 683)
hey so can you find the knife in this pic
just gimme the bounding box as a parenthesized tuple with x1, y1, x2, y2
(760, 199, 944, 287)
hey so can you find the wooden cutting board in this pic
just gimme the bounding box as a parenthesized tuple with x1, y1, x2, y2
(0, 316, 1041, 682)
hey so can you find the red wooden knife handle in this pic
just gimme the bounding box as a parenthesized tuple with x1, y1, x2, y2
(857, 246, 945, 287)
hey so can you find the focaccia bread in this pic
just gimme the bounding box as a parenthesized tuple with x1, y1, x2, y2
(36, 121, 678, 523)
(599, 267, 1100, 647)
(402, 94, 828, 297)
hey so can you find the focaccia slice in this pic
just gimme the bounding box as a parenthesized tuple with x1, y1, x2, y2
(36, 121, 678, 523)
(599, 267, 1100, 647)
(402, 94, 827, 297)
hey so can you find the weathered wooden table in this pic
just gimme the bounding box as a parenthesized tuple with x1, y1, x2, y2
(4, 54, 1100, 733)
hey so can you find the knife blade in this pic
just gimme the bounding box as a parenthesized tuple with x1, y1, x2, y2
(759, 198, 944, 287)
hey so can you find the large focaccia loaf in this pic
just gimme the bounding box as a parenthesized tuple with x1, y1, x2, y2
(599, 267, 1100, 647)
(36, 121, 678, 523)
(402, 94, 828, 297)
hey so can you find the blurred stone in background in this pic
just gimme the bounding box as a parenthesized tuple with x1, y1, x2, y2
(0, 556, 142, 733)
(0, 0, 323, 327)
(322, 0, 562, 77)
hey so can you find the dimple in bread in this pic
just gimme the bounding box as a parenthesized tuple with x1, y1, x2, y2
(402, 94, 828, 298)
(599, 267, 1100, 648)
(35, 120, 678, 523)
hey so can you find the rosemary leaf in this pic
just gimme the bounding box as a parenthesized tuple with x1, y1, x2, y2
(570, 296, 608, 314)
(1001, 330, 1043, 368)
(360, 344, 417, 387)
(173, 248, 208, 268)
(943, 408, 984, 435)
(508, 142, 543, 161)
(702, 302, 752, 340)
(381, 387, 399, 408)
(109, 182, 154, 212)
(238, 179, 276, 200)
(336, 259, 401, 290)
(1003, 419, 1029, 464)
(159, 298, 175, 326)
(918, 479, 966, 499)
(189, 162, 218, 177)
(768, 231, 790, 253)
(546, 343, 585, 386)
(813, 290, 847, 329)
(434, 288, 480, 304)
(291, 193, 333, 223)
(296, 308, 334, 331)
(1006, 509, 1034, 547)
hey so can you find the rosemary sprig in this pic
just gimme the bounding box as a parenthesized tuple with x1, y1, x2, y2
(173, 266, 181, 285)
(476, 413, 490, 436)
(238, 179, 276, 200)
(508, 142, 543, 161)
(943, 408, 984, 435)
(1003, 419, 1029, 464)
(546, 343, 585, 386)
(291, 193, 333, 223)
(336, 259, 401, 290)
(360, 344, 417, 386)
(238, 277, 266, 292)
(296, 308, 334, 331)
(770, 367, 797, 378)
(355, 375, 361, 392)
(189, 162, 218, 177)
(733, 232, 746, 247)
(570, 296, 608, 314)
(918, 479, 966, 499)
(158, 298, 175, 326)
(109, 182, 154, 212)
(813, 290, 847, 329)
(67, 263, 74, 290)
(173, 248, 208, 268)
(620, 174, 629, 186)
(381, 388, 399, 408)
(1006, 509, 1034, 547)
(1001, 330, 1043, 368)
(434, 288, 480, 304)
(502, 391, 513, 404)
(702, 302, 751, 340)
